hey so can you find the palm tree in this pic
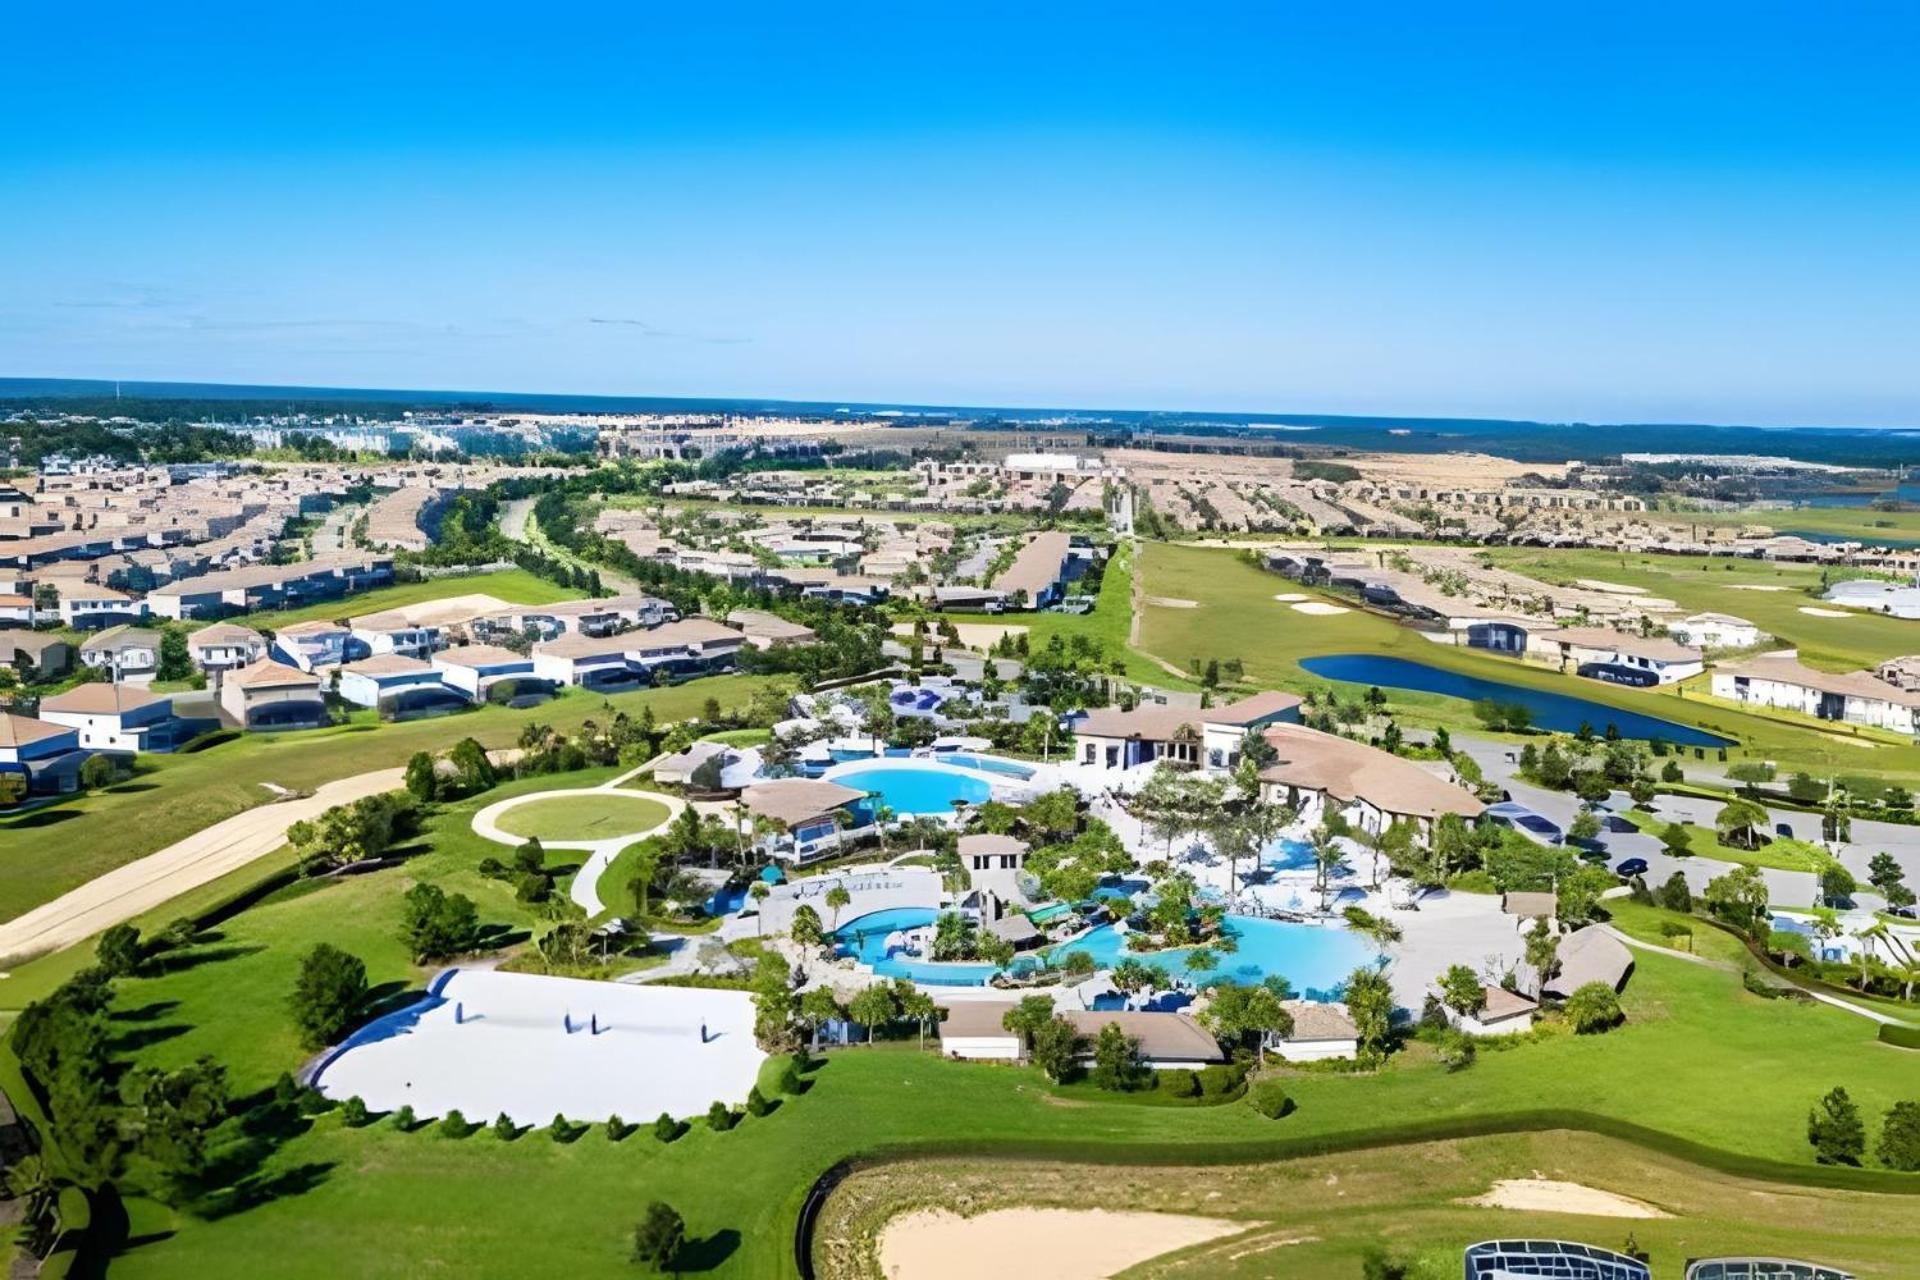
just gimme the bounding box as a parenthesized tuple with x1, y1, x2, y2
(824, 884, 852, 931)
(749, 880, 771, 935)
(1309, 823, 1349, 914)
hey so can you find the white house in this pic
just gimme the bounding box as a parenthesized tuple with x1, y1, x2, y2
(79, 625, 162, 684)
(1527, 626, 1704, 687)
(431, 644, 539, 702)
(38, 684, 180, 754)
(1071, 689, 1304, 772)
(935, 1002, 1225, 1069)
(336, 654, 452, 710)
(1450, 985, 1539, 1037)
(0, 593, 34, 627)
(57, 586, 146, 630)
(1269, 1000, 1360, 1062)
(1667, 612, 1762, 650)
(1711, 651, 1920, 735)
(188, 621, 268, 685)
(270, 619, 359, 672)
(348, 611, 445, 660)
(0, 713, 88, 795)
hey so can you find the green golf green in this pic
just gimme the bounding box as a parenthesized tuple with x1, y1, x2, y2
(493, 792, 672, 842)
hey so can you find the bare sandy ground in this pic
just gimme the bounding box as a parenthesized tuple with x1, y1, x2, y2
(1464, 1179, 1671, 1218)
(1799, 606, 1854, 617)
(1291, 601, 1350, 616)
(1144, 595, 1199, 608)
(1272, 592, 1308, 602)
(1574, 579, 1647, 595)
(0, 766, 405, 965)
(890, 622, 1030, 651)
(356, 592, 514, 626)
(878, 1207, 1240, 1279)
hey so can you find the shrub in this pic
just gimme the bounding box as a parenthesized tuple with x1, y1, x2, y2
(289, 942, 369, 1049)
(1437, 1030, 1478, 1073)
(1876, 1100, 1920, 1171)
(493, 1112, 517, 1140)
(1156, 1069, 1199, 1098)
(1563, 982, 1624, 1034)
(653, 1112, 683, 1143)
(776, 1056, 805, 1096)
(1808, 1086, 1865, 1165)
(1245, 1078, 1291, 1119)
(606, 1113, 630, 1140)
(746, 1086, 772, 1118)
(706, 1101, 736, 1132)
(1878, 1023, 1920, 1050)
(550, 1113, 581, 1142)
(341, 1096, 370, 1127)
(392, 1104, 416, 1131)
(439, 1109, 470, 1137)
(1196, 1063, 1242, 1097)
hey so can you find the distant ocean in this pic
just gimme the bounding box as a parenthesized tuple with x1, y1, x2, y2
(3, 376, 1916, 468)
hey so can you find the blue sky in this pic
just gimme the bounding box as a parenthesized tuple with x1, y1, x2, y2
(5, 2, 1918, 425)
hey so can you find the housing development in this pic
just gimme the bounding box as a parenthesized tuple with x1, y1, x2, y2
(0, 401, 1913, 1280)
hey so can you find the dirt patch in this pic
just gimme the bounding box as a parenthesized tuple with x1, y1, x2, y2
(1798, 606, 1853, 617)
(357, 592, 514, 626)
(878, 1208, 1240, 1279)
(1463, 1178, 1671, 1219)
(1145, 595, 1199, 608)
(1291, 601, 1350, 616)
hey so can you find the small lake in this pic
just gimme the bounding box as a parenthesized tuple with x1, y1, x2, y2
(1298, 654, 1733, 747)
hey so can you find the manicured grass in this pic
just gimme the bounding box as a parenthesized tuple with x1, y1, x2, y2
(1485, 545, 1920, 671)
(1133, 540, 1920, 780)
(815, 1131, 1918, 1280)
(1605, 898, 1753, 966)
(204, 568, 581, 632)
(1674, 500, 1920, 543)
(0, 676, 769, 925)
(34, 925, 1920, 1277)
(1621, 812, 1830, 872)
(494, 793, 672, 842)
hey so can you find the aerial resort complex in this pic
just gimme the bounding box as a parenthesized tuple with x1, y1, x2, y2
(5, 6, 1920, 1278)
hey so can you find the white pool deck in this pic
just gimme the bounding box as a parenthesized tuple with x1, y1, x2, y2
(311, 969, 766, 1124)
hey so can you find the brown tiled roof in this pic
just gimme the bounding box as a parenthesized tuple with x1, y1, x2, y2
(40, 684, 167, 714)
(1258, 723, 1484, 821)
(227, 658, 321, 689)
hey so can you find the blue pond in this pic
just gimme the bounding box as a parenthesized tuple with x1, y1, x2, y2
(1299, 654, 1732, 747)
(834, 764, 993, 815)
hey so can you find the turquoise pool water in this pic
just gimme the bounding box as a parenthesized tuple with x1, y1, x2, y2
(1052, 916, 1377, 1000)
(834, 907, 1021, 985)
(936, 752, 1036, 779)
(834, 764, 992, 815)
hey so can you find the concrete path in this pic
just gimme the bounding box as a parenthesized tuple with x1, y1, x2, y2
(0, 766, 406, 965)
(1599, 924, 1913, 1028)
(469, 764, 684, 916)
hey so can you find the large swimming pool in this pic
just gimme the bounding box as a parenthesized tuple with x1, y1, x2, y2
(831, 763, 994, 815)
(1052, 916, 1378, 1000)
(1299, 654, 1733, 747)
(834, 907, 1025, 985)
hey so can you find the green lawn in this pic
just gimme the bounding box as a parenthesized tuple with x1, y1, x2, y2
(1670, 500, 1920, 544)
(1621, 812, 1830, 872)
(1133, 541, 1920, 780)
(24, 897, 1920, 1277)
(1484, 545, 1919, 671)
(205, 568, 580, 632)
(0, 676, 768, 926)
(494, 792, 672, 842)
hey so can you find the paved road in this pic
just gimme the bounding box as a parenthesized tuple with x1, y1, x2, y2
(0, 767, 405, 966)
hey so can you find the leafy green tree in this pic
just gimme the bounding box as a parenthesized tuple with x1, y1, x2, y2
(1438, 964, 1486, 1019)
(289, 943, 368, 1048)
(96, 923, 143, 977)
(1196, 982, 1292, 1062)
(400, 882, 482, 962)
(1523, 918, 1560, 996)
(1343, 966, 1395, 1063)
(1818, 862, 1856, 908)
(156, 625, 193, 681)
(797, 986, 843, 1053)
(447, 737, 497, 794)
(847, 983, 898, 1045)
(1807, 1086, 1866, 1165)
(403, 751, 438, 802)
(1703, 865, 1769, 937)
(1029, 1015, 1082, 1083)
(632, 1200, 685, 1272)
(653, 1113, 681, 1143)
(79, 754, 120, 792)
(1876, 1099, 1920, 1172)
(1089, 1021, 1143, 1091)
(1563, 981, 1623, 1034)
(1714, 797, 1769, 851)
(1001, 994, 1057, 1050)
(789, 904, 825, 953)
(1655, 871, 1693, 913)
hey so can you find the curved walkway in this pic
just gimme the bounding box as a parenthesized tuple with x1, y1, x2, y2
(0, 765, 408, 965)
(1599, 924, 1915, 1028)
(469, 760, 684, 916)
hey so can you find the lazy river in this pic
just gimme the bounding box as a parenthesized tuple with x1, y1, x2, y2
(1299, 653, 1733, 747)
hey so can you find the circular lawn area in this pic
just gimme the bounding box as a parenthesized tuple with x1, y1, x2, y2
(494, 792, 673, 842)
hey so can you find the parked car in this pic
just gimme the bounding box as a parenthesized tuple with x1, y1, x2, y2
(1614, 857, 1650, 878)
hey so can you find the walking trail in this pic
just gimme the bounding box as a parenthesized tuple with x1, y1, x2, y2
(1599, 924, 1914, 1028)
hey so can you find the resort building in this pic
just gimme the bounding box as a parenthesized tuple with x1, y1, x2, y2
(1541, 927, 1634, 1000)
(79, 625, 162, 684)
(1070, 690, 1304, 771)
(217, 659, 329, 731)
(188, 621, 269, 684)
(1710, 651, 1920, 735)
(1269, 1001, 1360, 1062)
(935, 1001, 1225, 1069)
(0, 713, 89, 795)
(739, 778, 870, 862)
(531, 618, 745, 690)
(1464, 1239, 1651, 1280)
(1667, 611, 1763, 650)
(1451, 985, 1539, 1037)
(1256, 722, 1485, 841)
(1526, 626, 1704, 687)
(991, 530, 1076, 610)
(959, 832, 1030, 902)
(725, 608, 818, 649)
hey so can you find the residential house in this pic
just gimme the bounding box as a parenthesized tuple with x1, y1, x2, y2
(0, 713, 89, 795)
(218, 659, 329, 731)
(336, 654, 461, 714)
(1451, 985, 1539, 1037)
(188, 622, 268, 685)
(0, 631, 74, 681)
(348, 611, 445, 660)
(431, 644, 542, 702)
(57, 585, 145, 630)
(1527, 626, 1704, 687)
(39, 684, 192, 754)
(0, 593, 33, 627)
(79, 625, 162, 684)
(1711, 651, 1920, 735)
(991, 531, 1076, 610)
(270, 619, 363, 672)
(959, 833, 1030, 901)
(1668, 612, 1763, 650)
(725, 608, 818, 649)
(1269, 1001, 1360, 1062)
(935, 1001, 1224, 1069)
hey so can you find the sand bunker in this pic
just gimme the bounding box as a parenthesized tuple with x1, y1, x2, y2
(1145, 596, 1200, 608)
(878, 1207, 1240, 1280)
(358, 592, 514, 627)
(1799, 606, 1853, 617)
(1575, 579, 1646, 595)
(1728, 584, 1791, 592)
(1292, 602, 1350, 616)
(1272, 592, 1309, 602)
(1464, 1179, 1671, 1219)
